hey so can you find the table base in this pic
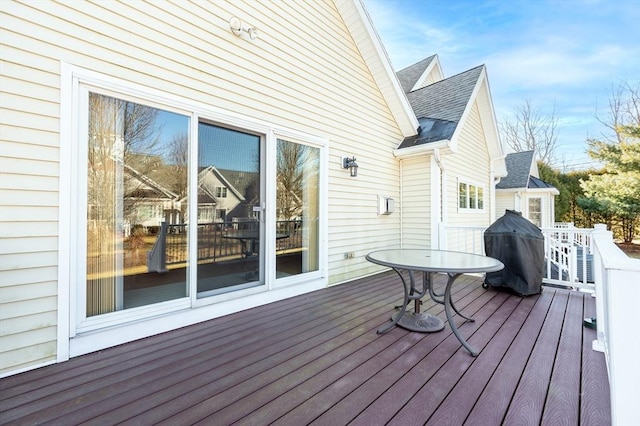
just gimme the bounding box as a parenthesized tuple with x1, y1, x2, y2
(392, 311, 444, 333)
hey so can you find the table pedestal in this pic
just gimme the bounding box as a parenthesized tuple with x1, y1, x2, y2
(392, 311, 444, 332)
(367, 249, 504, 357)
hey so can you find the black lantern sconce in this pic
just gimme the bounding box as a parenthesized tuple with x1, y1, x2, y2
(343, 156, 358, 177)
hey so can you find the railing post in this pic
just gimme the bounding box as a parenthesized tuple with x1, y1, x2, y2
(591, 224, 609, 352)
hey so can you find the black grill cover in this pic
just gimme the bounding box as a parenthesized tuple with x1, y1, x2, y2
(484, 210, 544, 295)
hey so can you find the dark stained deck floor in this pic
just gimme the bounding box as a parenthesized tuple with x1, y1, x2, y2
(0, 272, 610, 425)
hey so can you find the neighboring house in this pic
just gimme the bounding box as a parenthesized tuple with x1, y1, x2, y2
(191, 166, 250, 223)
(495, 150, 559, 228)
(121, 163, 179, 234)
(394, 55, 507, 250)
(0, 0, 502, 376)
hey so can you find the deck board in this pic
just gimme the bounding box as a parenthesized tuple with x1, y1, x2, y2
(388, 293, 523, 425)
(425, 292, 539, 425)
(542, 290, 584, 425)
(580, 294, 611, 425)
(0, 272, 610, 425)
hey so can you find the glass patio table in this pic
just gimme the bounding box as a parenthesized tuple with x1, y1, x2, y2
(366, 249, 504, 356)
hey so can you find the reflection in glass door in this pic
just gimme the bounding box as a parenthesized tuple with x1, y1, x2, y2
(85, 93, 189, 316)
(275, 139, 319, 277)
(197, 123, 263, 296)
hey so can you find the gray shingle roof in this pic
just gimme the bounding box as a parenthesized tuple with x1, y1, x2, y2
(528, 175, 556, 189)
(497, 150, 534, 189)
(397, 65, 484, 149)
(396, 55, 436, 94)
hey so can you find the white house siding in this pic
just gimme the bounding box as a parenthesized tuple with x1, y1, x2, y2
(0, 0, 405, 374)
(523, 192, 554, 228)
(444, 101, 493, 251)
(495, 192, 515, 219)
(496, 191, 555, 228)
(399, 157, 432, 249)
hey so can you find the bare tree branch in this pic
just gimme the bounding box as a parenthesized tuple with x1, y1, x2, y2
(500, 99, 559, 164)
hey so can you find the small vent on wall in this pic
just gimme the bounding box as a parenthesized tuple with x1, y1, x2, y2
(378, 195, 395, 215)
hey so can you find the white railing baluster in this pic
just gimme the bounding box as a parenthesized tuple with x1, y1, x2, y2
(442, 223, 596, 291)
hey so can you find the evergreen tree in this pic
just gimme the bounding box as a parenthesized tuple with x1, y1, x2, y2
(578, 125, 640, 242)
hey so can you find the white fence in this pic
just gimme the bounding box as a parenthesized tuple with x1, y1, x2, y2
(438, 223, 595, 291)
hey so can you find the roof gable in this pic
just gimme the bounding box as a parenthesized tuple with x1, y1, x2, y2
(497, 150, 558, 193)
(496, 150, 535, 189)
(408, 65, 483, 125)
(395, 62, 506, 174)
(396, 54, 444, 93)
(397, 65, 483, 149)
(123, 163, 178, 200)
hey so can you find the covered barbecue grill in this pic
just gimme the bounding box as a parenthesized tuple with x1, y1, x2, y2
(483, 210, 544, 295)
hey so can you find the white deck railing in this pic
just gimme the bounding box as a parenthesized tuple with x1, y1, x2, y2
(540, 227, 594, 291)
(590, 225, 640, 426)
(438, 223, 595, 291)
(441, 222, 640, 424)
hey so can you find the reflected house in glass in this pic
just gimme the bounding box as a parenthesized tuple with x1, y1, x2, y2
(189, 165, 255, 224)
(121, 162, 180, 235)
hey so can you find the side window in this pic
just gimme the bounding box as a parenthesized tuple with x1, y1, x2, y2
(458, 180, 485, 211)
(459, 182, 468, 208)
(216, 187, 227, 198)
(528, 197, 542, 227)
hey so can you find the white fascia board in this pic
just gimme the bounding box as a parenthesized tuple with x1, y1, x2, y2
(496, 187, 559, 195)
(336, 0, 419, 137)
(450, 67, 505, 164)
(493, 155, 508, 178)
(479, 68, 505, 162)
(527, 187, 561, 195)
(495, 188, 521, 194)
(393, 139, 450, 159)
(410, 55, 445, 91)
(448, 69, 485, 153)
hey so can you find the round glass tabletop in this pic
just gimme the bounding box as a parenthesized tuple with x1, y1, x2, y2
(366, 249, 504, 274)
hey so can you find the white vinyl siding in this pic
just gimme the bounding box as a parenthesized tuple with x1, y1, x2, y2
(1, 12, 62, 371)
(0, 0, 405, 374)
(495, 194, 514, 219)
(400, 157, 432, 248)
(445, 101, 492, 228)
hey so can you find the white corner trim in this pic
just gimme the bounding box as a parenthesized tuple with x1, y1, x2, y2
(57, 61, 75, 363)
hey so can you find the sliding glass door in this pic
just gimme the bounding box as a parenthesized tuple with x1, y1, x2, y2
(196, 122, 264, 296)
(85, 92, 189, 316)
(77, 80, 324, 332)
(275, 139, 320, 277)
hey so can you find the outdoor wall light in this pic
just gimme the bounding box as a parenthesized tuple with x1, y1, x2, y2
(343, 156, 358, 177)
(229, 16, 259, 40)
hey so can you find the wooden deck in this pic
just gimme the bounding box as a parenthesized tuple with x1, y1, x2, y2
(0, 272, 610, 425)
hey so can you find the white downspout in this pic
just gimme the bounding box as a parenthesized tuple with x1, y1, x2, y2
(399, 158, 404, 248)
(433, 148, 446, 249)
(489, 162, 496, 222)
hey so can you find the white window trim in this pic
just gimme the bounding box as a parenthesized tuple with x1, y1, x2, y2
(527, 196, 544, 227)
(457, 179, 486, 213)
(59, 63, 329, 358)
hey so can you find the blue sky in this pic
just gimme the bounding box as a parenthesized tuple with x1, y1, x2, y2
(364, 0, 640, 170)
